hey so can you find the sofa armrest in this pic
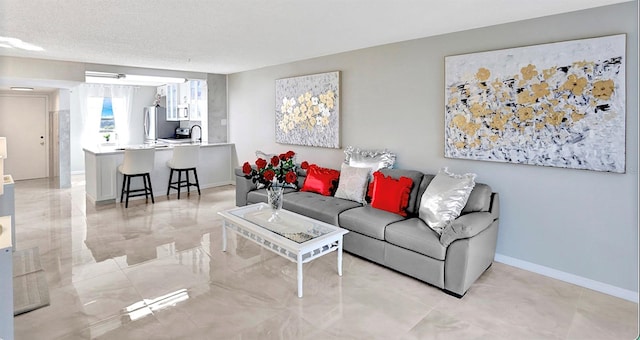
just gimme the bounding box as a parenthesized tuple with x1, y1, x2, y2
(235, 167, 257, 207)
(439, 212, 494, 247)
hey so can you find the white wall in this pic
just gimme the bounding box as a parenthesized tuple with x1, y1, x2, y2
(228, 3, 638, 296)
(0, 56, 85, 86)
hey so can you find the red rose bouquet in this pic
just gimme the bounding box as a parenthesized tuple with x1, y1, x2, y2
(242, 150, 308, 189)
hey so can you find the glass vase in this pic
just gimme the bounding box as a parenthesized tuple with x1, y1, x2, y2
(266, 186, 284, 222)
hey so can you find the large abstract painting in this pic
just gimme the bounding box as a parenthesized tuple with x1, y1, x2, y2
(444, 35, 626, 173)
(275, 71, 340, 148)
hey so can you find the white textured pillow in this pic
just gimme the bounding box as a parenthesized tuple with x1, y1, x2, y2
(419, 167, 476, 235)
(334, 163, 371, 203)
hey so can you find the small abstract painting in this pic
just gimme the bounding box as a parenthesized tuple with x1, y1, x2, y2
(275, 71, 340, 148)
(444, 35, 626, 173)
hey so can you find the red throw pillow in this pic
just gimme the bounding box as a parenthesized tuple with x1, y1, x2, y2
(300, 165, 340, 196)
(370, 171, 413, 216)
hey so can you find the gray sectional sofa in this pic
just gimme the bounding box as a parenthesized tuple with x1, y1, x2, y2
(234, 167, 499, 297)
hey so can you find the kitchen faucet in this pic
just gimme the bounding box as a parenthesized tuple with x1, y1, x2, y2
(190, 124, 202, 142)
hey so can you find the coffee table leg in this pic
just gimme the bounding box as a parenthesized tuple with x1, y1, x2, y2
(297, 253, 303, 298)
(338, 238, 343, 276)
(222, 222, 227, 252)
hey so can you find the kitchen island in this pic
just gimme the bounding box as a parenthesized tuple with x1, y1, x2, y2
(83, 142, 234, 206)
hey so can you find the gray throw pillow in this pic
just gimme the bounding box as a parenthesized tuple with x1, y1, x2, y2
(334, 163, 370, 203)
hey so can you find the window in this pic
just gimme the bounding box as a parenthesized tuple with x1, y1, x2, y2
(99, 97, 115, 132)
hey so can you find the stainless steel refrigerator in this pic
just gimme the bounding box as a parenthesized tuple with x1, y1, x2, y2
(143, 106, 179, 142)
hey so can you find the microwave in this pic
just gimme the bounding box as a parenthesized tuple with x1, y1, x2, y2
(177, 105, 189, 119)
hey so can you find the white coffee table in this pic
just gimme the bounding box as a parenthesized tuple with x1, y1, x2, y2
(218, 203, 348, 297)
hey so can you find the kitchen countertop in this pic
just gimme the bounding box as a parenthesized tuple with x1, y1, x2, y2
(83, 141, 234, 155)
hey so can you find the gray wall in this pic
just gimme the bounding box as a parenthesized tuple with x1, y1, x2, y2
(69, 89, 83, 174)
(51, 89, 71, 187)
(207, 73, 228, 143)
(228, 3, 638, 293)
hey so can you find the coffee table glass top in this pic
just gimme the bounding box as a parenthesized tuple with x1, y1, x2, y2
(229, 204, 335, 244)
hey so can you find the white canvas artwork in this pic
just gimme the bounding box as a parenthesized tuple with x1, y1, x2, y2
(275, 71, 340, 148)
(444, 34, 626, 173)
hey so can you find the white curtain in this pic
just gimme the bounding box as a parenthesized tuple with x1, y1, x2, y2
(78, 84, 134, 147)
(77, 84, 106, 147)
(110, 85, 134, 145)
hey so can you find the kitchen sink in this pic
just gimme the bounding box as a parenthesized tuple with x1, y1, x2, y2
(157, 138, 197, 144)
(115, 144, 169, 150)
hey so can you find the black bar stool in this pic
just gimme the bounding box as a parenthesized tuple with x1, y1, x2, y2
(167, 145, 201, 199)
(118, 148, 155, 208)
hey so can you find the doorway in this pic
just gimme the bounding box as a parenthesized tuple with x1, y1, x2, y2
(0, 94, 49, 180)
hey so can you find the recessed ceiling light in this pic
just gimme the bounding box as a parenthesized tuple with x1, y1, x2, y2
(85, 71, 124, 79)
(10, 87, 34, 91)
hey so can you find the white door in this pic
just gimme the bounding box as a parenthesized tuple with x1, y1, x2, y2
(0, 95, 48, 180)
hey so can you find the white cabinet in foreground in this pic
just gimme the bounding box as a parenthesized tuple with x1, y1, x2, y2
(0, 215, 13, 340)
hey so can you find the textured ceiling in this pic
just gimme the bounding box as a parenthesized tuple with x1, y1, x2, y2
(0, 0, 632, 75)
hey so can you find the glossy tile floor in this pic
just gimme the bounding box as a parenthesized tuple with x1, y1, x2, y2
(11, 176, 639, 339)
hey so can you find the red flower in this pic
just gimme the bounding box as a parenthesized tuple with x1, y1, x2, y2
(285, 171, 297, 184)
(242, 162, 252, 175)
(263, 169, 275, 182)
(243, 151, 307, 189)
(255, 158, 267, 170)
(270, 156, 280, 167)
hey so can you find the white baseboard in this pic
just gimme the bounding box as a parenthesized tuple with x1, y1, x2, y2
(200, 180, 235, 189)
(494, 253, 639, 303)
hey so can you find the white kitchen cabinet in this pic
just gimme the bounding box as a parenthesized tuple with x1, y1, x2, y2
(165, 83, 179, 121)
(179, 82, 190, 105)
(163, 80, 207, 122)
(176, 82, 190, 120)
(188, 80, 207, 121)
(84, 151, 122, 204)
(0, 175, 15, 250)
(0, 215, 13, 340)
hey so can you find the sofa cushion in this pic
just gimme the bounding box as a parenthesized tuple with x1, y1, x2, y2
(300, 165, 340, 196)
(338, 206, 406, 240)
(370, 171, 413, 216)
(385, 218, 446, 260)
(461, 183, 493, 213)
(376, 169, 425, 216)
(282, 191, 361, 226)
(334, 163, 371, 203)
